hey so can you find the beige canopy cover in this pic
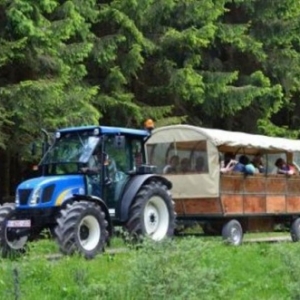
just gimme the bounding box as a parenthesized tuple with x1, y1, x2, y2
(148, 125, 300, 153)
(146, 125, 300, 199)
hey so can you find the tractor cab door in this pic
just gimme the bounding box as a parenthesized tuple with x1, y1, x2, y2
(103, 135, 144, 209)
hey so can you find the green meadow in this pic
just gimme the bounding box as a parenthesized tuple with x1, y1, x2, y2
(0, 235, 298, 300)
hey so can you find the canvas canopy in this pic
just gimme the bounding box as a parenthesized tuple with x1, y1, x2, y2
(147, 125, 300, 154)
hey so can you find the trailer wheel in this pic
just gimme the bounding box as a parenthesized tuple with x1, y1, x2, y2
(290, 218, 300, 242)
(55, 201, 108, 259)
(0, 203, 28, 258)
(126, 181, 176, 241)
(222, 219, 243, 245)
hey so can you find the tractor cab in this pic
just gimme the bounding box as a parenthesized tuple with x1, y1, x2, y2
(32, 125, 152, 209)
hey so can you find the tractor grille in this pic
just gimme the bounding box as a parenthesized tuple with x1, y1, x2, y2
(41, 184, 55, 203)
(18, 189, 33, 205)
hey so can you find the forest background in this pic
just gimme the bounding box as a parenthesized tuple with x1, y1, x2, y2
(0, 0, 299, 199)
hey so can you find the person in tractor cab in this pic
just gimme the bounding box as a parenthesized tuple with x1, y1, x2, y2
(80, 148, 111, 197)
(81, 148, 108, 175)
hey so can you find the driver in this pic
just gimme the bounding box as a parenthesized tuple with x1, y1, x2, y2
(80, 148, 111, 197)
(81, 149, 108, 174)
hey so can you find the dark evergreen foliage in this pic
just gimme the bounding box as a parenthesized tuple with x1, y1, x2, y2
(1, 0, 300, 197)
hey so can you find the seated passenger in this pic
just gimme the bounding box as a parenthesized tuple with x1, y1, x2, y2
(163, 155, 179, 174)
(223, 152, 235, 168)
(233, 155, 249, 173)
(195, 156, 206, 173)
(220, 152, 237, 173)
(232, 155, 256, 175)
(220, 159, 237, 173)
(180, 158, 191, 173)
(275, 158, 295, 175)
(250, 154, 264, 173)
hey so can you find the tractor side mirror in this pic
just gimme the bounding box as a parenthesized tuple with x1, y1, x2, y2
(114, 135, 125, 149)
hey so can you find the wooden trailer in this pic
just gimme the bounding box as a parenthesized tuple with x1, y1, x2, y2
(145, 125, 300, 244)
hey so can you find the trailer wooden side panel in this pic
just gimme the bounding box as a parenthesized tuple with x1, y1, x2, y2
(220, 174, 300, 216)
(287, 196, 300, 213)
(222, 195, 243, 214)
(244, 195, 266, 213)
(175, 174, 300, 217)
(174, 198, 222, 215)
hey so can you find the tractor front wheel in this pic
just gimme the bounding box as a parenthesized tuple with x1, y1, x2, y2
(55, 201, 108, 259)
(0, 203, 28, 258)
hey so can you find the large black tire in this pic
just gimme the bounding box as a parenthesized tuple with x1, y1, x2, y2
(222, 219, 243, 245)
(0, 203, 28, 258)
(290, 218, 300, 242)
(55, 201, 108, 259)
(126, 181, 176, 241)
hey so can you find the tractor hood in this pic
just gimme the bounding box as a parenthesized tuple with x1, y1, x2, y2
(16, 175, 85, 208)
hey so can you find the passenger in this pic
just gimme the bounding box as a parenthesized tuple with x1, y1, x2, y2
(275, 158, 295, 175)
(251, 154, 265, 173)
(163, 155, 180, 174)
(220, 159, 237, 173)
(195, 156, 205, 172)
(224, 152, 235, 168)
(180, 158, 191, 173)
(220, 152, 237, 173)
(232, 155, 249, 173)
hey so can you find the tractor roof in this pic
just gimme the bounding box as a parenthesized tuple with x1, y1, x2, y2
(58, 125, 150, 138)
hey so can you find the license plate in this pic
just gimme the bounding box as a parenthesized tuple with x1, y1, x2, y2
(7, 220, 31, 228)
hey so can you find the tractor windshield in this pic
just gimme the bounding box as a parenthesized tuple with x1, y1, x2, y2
(40, 131, 101, 175)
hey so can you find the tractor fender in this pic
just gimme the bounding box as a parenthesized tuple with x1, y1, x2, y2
(62, 194, 113, 236)
(116, 174, 172, 223)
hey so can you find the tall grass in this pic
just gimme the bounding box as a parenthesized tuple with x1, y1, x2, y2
(0, 237, 299, 299)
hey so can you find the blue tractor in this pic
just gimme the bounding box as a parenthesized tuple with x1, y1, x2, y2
(0, 123, 175, 258)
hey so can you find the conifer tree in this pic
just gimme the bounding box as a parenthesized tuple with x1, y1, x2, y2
(0, 0, 99, 154)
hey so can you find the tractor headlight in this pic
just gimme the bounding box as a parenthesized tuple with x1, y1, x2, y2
(30, 187, 41, 205)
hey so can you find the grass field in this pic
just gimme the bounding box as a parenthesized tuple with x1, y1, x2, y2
(0, 234, 299, 300)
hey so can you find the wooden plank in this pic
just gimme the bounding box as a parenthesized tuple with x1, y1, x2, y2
(182, 198, 221, 214)
(221, 195, 243, 214)
(220, 174, 243, 193)
(266, 176, 286, 193)
(287, 178, 300, 194)
(244, 177, 265, 193)
(174, 199, 185, 215)
(244, 236, 291, 243)
(287, 196, 300, 213)
(266, 195, 286, 213)
(244, 195, 265, 213)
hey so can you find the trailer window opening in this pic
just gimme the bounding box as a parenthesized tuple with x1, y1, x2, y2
(146, 140, 209, 174)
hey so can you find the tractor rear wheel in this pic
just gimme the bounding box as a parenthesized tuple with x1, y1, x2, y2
(0, 203, 28, 258)
(126, 181, 176, 241)
(55, 201, 108, 259)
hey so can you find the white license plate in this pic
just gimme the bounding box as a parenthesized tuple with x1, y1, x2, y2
(7, 220, 31, 228)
